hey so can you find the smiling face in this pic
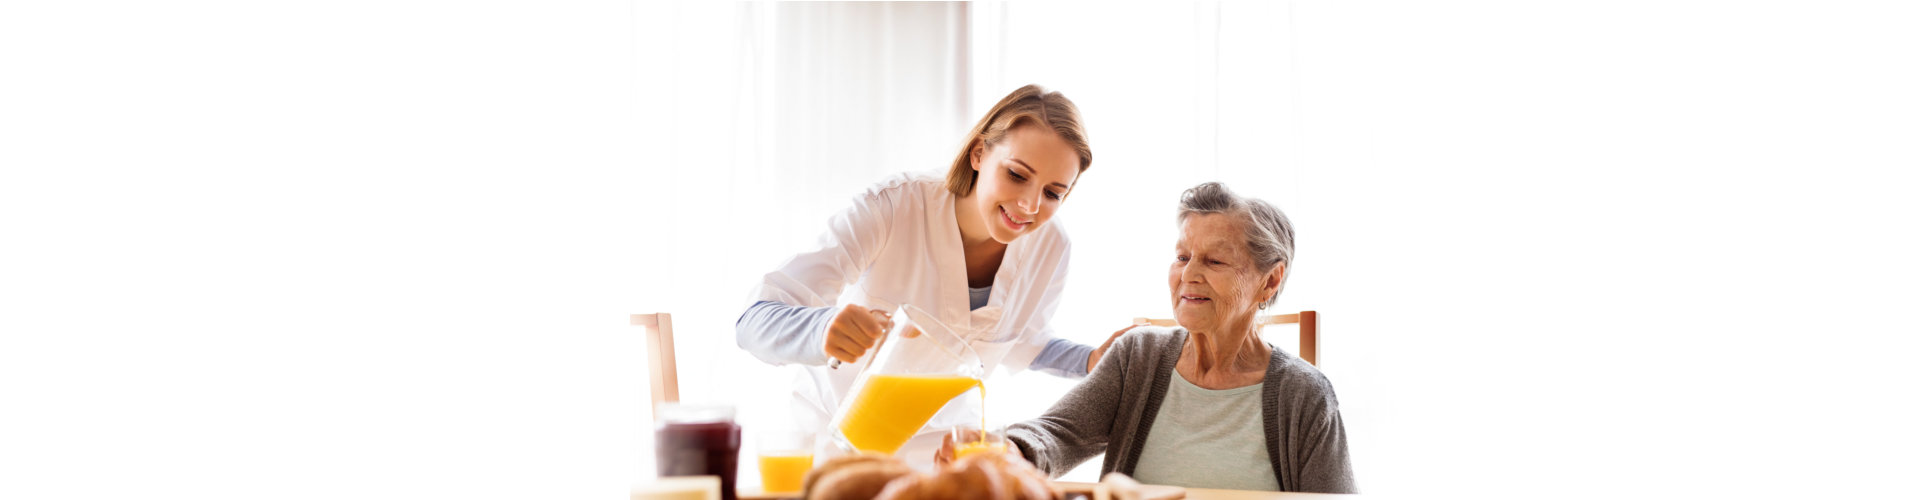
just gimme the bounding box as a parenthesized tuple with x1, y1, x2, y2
(961, 122, 1082, 244)
(1169, 213, 1283, 334)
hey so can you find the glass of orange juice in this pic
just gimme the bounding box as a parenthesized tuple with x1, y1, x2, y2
(949, 424, 1008, 461)
(755, 429, 814, 494)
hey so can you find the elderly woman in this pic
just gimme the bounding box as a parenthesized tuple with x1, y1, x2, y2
(938, 182, 1356, 493)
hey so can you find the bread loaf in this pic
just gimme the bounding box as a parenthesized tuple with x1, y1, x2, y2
(803, 452, 1057, 500)
(803, 454, 914, 500)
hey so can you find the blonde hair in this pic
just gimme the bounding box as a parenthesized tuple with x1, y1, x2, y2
(945, 85, 1092, 197)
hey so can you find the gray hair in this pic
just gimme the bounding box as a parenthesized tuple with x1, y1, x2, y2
(1176, 182, 1295, 309)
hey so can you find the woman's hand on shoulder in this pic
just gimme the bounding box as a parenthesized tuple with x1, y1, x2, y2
(1087, 324, 1144, 373)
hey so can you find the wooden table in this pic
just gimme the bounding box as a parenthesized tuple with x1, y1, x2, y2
(1054, 482, 1359, 500)
(737, 483, 1359, 499)
(1163, 488, 1359, 499)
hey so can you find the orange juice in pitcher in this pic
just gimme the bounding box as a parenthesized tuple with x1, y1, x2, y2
(827, 305, 985, 456)
(836, 374, 980, 454)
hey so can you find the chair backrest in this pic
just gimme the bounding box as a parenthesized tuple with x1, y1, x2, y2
(630, 313, 680, 419)
(1131, 310, 1318, 365)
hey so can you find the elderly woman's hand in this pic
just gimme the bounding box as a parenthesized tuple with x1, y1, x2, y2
(935, 428, 1025, 467)
(933, 429, 972, 467)
(1087, 324, 1143, 373)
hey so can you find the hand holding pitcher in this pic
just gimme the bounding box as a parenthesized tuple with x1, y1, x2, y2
(826, 304, 926, 368)
(823, 304, 893, 366)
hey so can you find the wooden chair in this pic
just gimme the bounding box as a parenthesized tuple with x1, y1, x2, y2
(630, 313, 680, 419)
(1132, 310, 1318, 365)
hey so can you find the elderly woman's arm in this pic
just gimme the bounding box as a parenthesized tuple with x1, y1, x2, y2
(1004, 331, 1142, 476)
(1298, 386, 1358, 493)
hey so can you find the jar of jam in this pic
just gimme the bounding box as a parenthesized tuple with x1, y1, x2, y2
(655, 403, 741, 500)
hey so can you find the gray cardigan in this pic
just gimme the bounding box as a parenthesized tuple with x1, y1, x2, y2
(1006, 327, 1357, 493)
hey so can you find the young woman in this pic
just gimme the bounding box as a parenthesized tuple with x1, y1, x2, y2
(735, 85, 1124, 466)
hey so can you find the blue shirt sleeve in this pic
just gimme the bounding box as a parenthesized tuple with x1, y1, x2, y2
(1027, 337, 1094, 378)
(735, 300, 835, 366)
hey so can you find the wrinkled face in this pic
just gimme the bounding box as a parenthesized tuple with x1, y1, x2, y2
(968, 123, 1081, 244)
(1168, 213, 1280, 333)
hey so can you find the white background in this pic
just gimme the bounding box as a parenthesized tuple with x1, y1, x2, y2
(4, 1, 1918, 499)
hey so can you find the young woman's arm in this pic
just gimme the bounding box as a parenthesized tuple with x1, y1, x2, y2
(1026, 337, 1094, 377)
(1004, 236, 1129, 379)
(734, 301, 835, 365)
(735, 180, 902, 365)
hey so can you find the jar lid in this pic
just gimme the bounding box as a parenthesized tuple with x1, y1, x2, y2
(656, 402, 735, 423)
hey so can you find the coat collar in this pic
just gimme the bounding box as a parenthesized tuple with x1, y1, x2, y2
(926, 183, 1017, 337)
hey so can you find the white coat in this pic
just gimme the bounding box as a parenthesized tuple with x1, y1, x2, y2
(748, 171, 1072, 467)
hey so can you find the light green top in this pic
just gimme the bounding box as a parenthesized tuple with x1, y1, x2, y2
(1007, 328, 1355, 493)
(1129, 368, 1279, 491)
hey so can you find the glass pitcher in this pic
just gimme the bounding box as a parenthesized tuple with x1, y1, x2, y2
(826, 304, 984, 456)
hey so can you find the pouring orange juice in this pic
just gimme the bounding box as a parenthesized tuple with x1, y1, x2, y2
(954, 441, 1007, 460)
(827, 305, 986, 457)
(951, 422, 1008, 460)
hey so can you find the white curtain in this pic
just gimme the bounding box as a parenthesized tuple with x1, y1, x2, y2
(638, 1, 1920, 495)
(6, 1, 1913, 497)
(635, 0, 1299, 484)
(634, 0, 983, 480)
(958, 1, 1307, 482)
